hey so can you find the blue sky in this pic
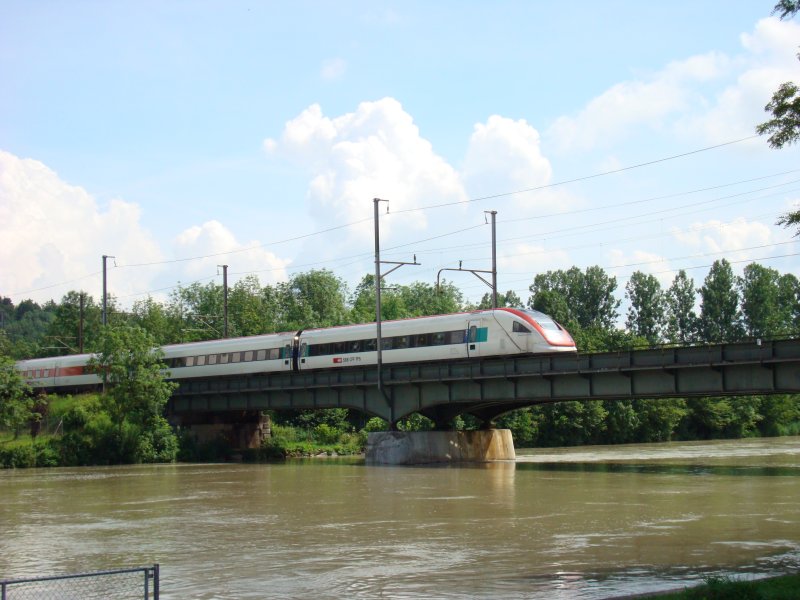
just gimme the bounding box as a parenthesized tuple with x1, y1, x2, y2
(2, 1, 799, 313)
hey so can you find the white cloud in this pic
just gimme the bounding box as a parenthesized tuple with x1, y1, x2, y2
(547, 16, 800, 152)
(0, 151, 294, 307)
(321, 57, 347, 81)
(607, 249, 675, 287)
(498, 242, 571, 276)
(547, 51, 728, 153)
(173, 220, 291, 283)
(264, 98, 469, 245)
(671, 217, 773, 264)
(0, 150, 162, 304)
(462, 115, 554, 207)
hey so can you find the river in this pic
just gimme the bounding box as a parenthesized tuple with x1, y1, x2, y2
(1, 436, 799, 599)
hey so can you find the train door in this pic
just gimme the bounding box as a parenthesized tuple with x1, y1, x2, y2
(284, 342, 293, 370)
(292, 331, 303, 371)
(468, 319, 482, 357)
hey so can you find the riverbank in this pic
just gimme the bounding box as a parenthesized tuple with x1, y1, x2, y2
(619, 573, 800, 598)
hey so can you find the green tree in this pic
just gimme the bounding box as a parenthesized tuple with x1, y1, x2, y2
(698, 259, 743, 343)
(682, 397, 762, 439)
(45, 291, 103, 354)
(228, 275, 280, 336)
(397, 281, 464, 316)
(534, 401, 608, 447)
(633, 398, 688, 442)
(602, 400, 640, 444)
(757, 394, 800, 436)
(738, 263, 781, 338)
(87, 326, 178, 463)
(757, 2, 800, 229)
(528, 266, 620, 331)
(665, 270, 698, 344)
(777, 273, 800, 335)
(130, 296, 182, 345)
(169, 281, 225, 341)
(625, 271, 666, 345)
(0, 354, 33, 439)
(279, 270, 349, 330)
(477, 289, 524, 309)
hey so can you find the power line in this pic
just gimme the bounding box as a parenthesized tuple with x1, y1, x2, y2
(392, 135, 760, 215)
(103, 135, 766, 271)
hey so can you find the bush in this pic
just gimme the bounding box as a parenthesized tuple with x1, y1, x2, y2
(0, 439, 59, 468)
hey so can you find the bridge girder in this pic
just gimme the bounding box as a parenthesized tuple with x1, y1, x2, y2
(169, 339, 800, 425)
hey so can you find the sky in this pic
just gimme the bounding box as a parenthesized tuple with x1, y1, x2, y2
(2, 1, 800, 316)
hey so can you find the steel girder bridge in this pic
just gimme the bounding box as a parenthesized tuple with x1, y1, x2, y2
(168, 338, 800, 428)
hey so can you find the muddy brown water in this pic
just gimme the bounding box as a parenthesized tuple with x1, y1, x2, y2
(1, 436, 799, 598)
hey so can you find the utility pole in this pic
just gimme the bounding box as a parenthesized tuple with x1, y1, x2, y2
(373, 198, 420, 425)
(436, 210, 498, 308)
(488, 210, 497, 309)
(79, 292, 85, 353)
(218, 264, 229, 338)
(101, 255, 115, 326)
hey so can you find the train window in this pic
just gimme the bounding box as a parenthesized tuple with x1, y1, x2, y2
(381, 338, 392, 350)
(432, 332, 446, 345)
(469, 326, 477, 343)
(244, 351, 254, 362)
(186, 356, 195, 367)
(231, 352, 241, 363)
(513, 322, 531, 333)
(364, 338, 377, 352)
(220, 353, 230, 364)
(268, 348, 279, 360)
(448, 330, 465, 344)
(393, 336, 409, 350)
(334, 342, 346, 354)
(257, 349, 268, 361)
(349, 340, 362, 353)
(197, 355, 206, 366)
(208, 354, 218, 365)
(43, 369, 49, 377)
(526, 309, 560, 330)
(414, 334, 428, 347)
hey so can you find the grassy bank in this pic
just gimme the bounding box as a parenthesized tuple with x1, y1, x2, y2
(647, 573, 800, 599)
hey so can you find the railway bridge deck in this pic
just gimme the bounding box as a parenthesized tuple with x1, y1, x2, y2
(169, 338, 800, 427)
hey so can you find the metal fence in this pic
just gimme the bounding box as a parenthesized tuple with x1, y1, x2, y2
(1, 565, 159, 600)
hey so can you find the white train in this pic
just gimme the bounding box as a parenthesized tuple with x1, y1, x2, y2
(17, 308, 576, 391)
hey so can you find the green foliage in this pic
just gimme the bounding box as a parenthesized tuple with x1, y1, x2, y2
(0, 438, 60, 468)
(259, 422, 364, 458)
(626, 271, 666, 345)
(0, 354, 33, 438)
(478, 290, 524, 309)
(657, 572, 800, 599)
(666, 270, 699, 344)
(757, 395, 800, 436)
(397, 413, 434, 431)
(495, 408, 540, 446)
(45, 291, 104, 354)
(679, 398, 763, 440)
(529, 266, 620, 331)
(738, 264, 782, 338)
(87, 326, 178, 463)
(362, 417, 389, 432)
(699, 259, 743, 343)
(632, 399, 688, 443)
(534, 401, 608, 447)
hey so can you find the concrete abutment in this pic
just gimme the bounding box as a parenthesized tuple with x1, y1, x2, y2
(365, 429, 516, 465)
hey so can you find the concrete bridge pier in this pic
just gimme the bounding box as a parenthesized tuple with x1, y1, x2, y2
(170, 410, 270, 450)
(365, 429, 516, 465)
